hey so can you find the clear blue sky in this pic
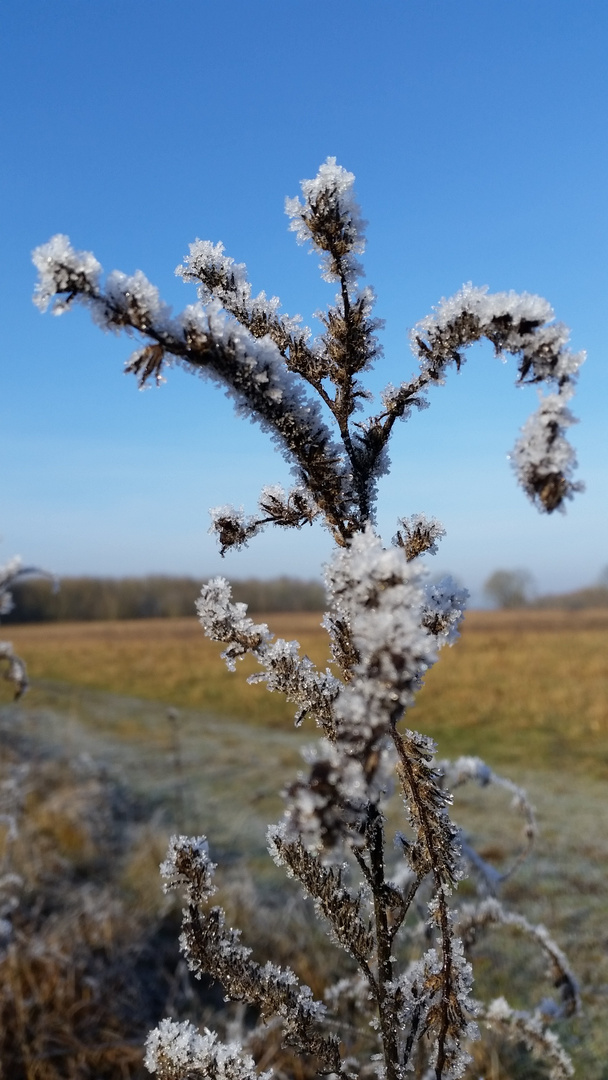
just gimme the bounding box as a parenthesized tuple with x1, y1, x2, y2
(1, 0, 606, 603)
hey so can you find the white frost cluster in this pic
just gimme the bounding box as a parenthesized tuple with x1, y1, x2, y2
(177, 239, 303, 336)
(415, 284, 551, 342)
(208, 485, 319, 556)
(177, 240, 252, 305)
(280, 530, 441, 852)
(145, 1019, 270, 1080)
(404, 283, 585, 512)
(197, 577, 338, 733)
(421, 576, 469, 646)
(98, 268, 172, 332)
(259, 482, 290, 506)
(510, 389, 583, 511)
(180, 304, 277, 403)
(483, 998, 574, 1079)
(257, 483, 320, 531)
(285, 157, 367, 285)
(208, 504, 263, 555)
(160, 835, 217, 903)
(33, 240, 348, 518)
(32, 235, 172, 335)
(412, 284, 583, 384)
(196, 577, 272, 669)
(180, 299, 346, 479)
(247, 637, 340, 727)
(394, 513, 446, 559)
(327, 527, 437, 712)
(282, 738, 396, 853)
(390, 937, 478, 1080)
(32, 234, 102, 313)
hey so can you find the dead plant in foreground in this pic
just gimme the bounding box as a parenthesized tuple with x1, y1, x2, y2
(34, 159, 584, 1078)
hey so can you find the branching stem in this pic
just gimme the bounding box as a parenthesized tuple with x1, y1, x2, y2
(390, 726, 462, 1079)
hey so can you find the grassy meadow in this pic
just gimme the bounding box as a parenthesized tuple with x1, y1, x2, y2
(1, 608, 607, 1077)
(5, 607, 608, 776)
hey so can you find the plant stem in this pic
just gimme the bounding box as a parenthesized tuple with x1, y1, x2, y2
(367, 805, 399, 1080)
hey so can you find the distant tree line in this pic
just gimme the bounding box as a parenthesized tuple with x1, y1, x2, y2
(3, 575, 326, 623)
(7, 569, 608, 621)
(484, 566, 608, 610)
(531, 584, 608, 610)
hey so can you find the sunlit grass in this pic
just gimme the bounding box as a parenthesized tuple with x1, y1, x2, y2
(416, 608, 608, 778)
(2, 608, 608, 1075)
(3, 613, 328, 728)
(6, 608, 608, 776)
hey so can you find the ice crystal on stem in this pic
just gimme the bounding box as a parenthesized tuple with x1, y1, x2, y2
(436, 757, 538, 890)
(34, 159, 584, 1079)
(161, 835, 217, 904)
(510, 388, 584, 512)
(285, 157, 367, 286)
(145, 1019, 272, 1080)
(393, 514, 446, 561)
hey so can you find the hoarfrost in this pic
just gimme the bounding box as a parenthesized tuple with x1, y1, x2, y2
(145, 1019, 270, 1080)
(32, 234, 102, 313)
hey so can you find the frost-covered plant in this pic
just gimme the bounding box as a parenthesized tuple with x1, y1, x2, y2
(1, 553, 55, 964)
(0, 556, 54, 698)
(33, 159, 584, 1079)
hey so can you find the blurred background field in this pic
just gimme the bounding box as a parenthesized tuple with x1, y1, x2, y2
(6, 608, 608, 776)
(1, 609, 607, 1077)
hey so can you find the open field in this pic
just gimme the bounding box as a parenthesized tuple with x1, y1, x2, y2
(5, 608, 608, 776)
(1, 609, 607, 1077)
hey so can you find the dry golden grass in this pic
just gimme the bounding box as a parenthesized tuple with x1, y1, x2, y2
(0, 717, 348, 1080)
(415, 608, 608, 778)
(2, 610, 608, 1076)
(5, 609, 608, 776)
(0, 738, 177, 1079)
(3, 614, 328, 729)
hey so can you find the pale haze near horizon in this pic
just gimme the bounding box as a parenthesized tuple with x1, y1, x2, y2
(1, 1, 606, 607)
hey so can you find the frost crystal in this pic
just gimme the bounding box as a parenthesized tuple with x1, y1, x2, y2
(99, 268, 172, 333)
(32, 234, 102, 313)
(145, 1019, 270, 1080)
(510, 388, 584, 511)
(393, 513, 446, 560)
(160, 835, 216, 903)
(411, 282, 585, 391)
(177, 240, 252, 305)
(208, 505, 262, 556)
(421, 576, 469, 645)
(327, 527, 436, 706)
(286, 157, 367, 285)
(481, 998, 574, 1079)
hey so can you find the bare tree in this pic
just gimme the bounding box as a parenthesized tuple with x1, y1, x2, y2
(33, 159, 583, 1079)
(483, 568, 535, 609)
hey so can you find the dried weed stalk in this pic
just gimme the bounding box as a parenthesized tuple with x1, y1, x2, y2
(33, 160, 584, 1079)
